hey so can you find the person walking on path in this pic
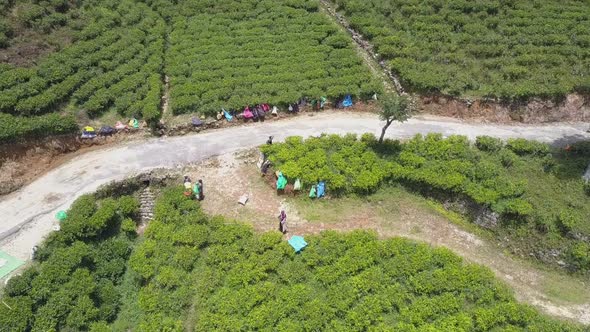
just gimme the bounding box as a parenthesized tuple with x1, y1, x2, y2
(278, 210, 287, 234)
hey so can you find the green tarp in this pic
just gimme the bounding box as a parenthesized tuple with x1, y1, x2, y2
(0, 250, 24, 279)
(56, 210, 67, 221)
(309, 186, 316, 198)
(277, 173, 287, 190)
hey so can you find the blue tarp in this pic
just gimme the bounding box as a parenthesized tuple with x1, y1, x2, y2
(288, 235, 308, 253)
(343, 94, 353, 107)
(317, 181, 325, 198)
(223, 109, 233, 121)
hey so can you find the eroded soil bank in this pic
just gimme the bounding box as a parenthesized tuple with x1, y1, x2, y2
(421, 94, 590, 123)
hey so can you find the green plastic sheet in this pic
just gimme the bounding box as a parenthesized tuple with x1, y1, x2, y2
(56, 210, 67, 221)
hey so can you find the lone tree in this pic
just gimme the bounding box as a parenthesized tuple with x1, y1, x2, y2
(378, 93, 415, 143)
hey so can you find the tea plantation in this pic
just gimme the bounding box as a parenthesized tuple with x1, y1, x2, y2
(1, 187, 583, 331)
(166, 0, 381, 115)
(0, 0, 378, 143)
(262, 134, 590, 273)
(332, 0, 590, 99)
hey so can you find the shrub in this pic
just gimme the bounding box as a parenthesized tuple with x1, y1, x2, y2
(166, 0, 378, 115)
(569, 141, 590, 156)
(262, 134, 391, 195)
(333, 0, 589, 99)
(0, 113, 78, 143)
(476, 136, 503, 152)
(556, 210, 583, 235)
(541, 154, 557, 172)
(0, 189, 142, 330)
(493, 198, 533, 217)
(121, 218, 137, 234)
(499, 149, 518, 167)
(506, 138, 550, 156)
(568, 242, 590, 271)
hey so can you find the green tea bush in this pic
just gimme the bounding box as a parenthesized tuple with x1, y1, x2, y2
(261, 134, 391, 195)
(0, 0, 166, 141)
(506, 138, 550, 156)
(124, 190, 581, 331)
(476, 136, 503, 152)
(499, 148, 518, 168)
(333, 0, 589, 99)
(167, 0, 380, 114)
(3, 187, 583, 329)
(0, 112, 78, 143)
(265, 134, 590, 272)
(568, 243, 590, 271)
(0, 193, 140, 331)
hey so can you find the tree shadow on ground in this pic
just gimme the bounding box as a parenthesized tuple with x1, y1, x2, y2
(549, 139, 590, 180)
(365, 138, 402, 160)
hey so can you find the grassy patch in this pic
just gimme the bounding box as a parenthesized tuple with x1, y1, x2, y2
(110, 244, 143, 332)
(541, 273, 590, 305)
(292, 194, 369, 224)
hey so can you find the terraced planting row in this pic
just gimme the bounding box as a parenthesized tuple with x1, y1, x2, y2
(0, 0, 165, 142)
(1, 0, 380, 142)
(331, 0, 590, 99)
(167, 0, 381, 115)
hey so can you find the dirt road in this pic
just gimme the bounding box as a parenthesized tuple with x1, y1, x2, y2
(1, 112, 588, 261)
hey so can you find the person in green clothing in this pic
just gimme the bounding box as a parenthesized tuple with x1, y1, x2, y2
(309, 185, 317, 198)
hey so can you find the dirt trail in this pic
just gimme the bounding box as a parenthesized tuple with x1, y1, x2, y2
(162, 75, 170, 116)
(319, 0, 403, 94)
(190, 152, 589, 325)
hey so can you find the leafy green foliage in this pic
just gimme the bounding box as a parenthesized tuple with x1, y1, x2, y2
(127, 188, 580, 331)
(0, 0, 166, 141)
(378, 93, 415, 143)
(334, 0, 590, 99)
(0, 193, 140, 331)
(506, 138, 550, 156)
(264, 134, 590, 272)
(167, 0, 381, 115)
(476, 136, 503, 152)
(1, 186, 585, 329)
(0, 112, 78, 143)
(261, 134, 391, 195)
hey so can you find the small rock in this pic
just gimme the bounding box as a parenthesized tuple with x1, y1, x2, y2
(238, 194, 249, 205)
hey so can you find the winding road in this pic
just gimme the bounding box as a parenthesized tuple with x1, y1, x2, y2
(1, 112, 589, 261)
(1, 112, 589, 322)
